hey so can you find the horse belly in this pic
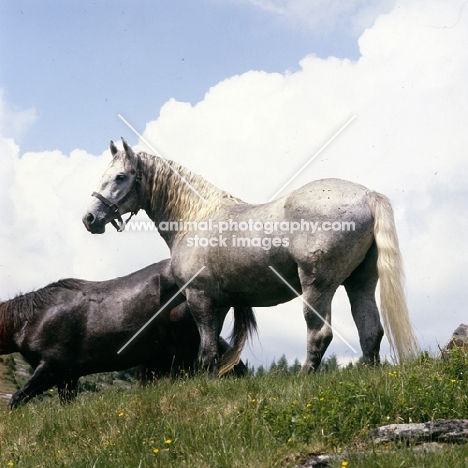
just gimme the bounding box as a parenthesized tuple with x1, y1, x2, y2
(173, 241, 300, 307)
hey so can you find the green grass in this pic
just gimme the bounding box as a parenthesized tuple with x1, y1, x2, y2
(0, 351, 467, 467)
(0, 356, 19, 395)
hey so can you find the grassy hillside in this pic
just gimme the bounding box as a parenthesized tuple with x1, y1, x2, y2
(0, 356, 17, 406)
(0, 351, 467, 467)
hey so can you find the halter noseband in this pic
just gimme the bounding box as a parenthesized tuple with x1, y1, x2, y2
(91, 156, 143, 232)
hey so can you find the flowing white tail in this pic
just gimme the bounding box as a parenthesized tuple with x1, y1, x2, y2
(368, 192, 418, 361)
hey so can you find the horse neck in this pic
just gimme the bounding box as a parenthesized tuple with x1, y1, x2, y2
(141, 153, 241, 247)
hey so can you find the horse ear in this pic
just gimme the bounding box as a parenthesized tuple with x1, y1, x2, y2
(121, 137, 137, 164)
(110, 140, 118, 156)
(121, 137, 132, 155)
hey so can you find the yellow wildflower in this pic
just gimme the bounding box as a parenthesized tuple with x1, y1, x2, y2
(165, 439, 173, 445)
(153, 448, 159, 454)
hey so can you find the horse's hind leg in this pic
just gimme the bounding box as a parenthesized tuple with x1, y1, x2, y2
(343, 242, 384, 365)
(298, 268, 337, 372)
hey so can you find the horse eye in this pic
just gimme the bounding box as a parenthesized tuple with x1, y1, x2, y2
(116, 174, 126, 181)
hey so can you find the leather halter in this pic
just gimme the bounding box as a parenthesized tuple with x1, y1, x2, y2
(91, 156, 143, 232)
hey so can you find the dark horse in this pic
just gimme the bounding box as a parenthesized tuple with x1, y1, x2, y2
(83, 139, 418, 375)
(0, 259, 256, 408)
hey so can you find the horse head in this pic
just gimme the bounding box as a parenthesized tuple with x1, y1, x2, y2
(82, 138, 143, 233)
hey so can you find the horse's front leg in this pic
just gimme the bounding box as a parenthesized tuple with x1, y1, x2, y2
(9, 361, 60, 408)
(185, 288, 220, 377)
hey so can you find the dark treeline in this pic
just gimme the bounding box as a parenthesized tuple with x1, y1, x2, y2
(249, 353, 348, 376)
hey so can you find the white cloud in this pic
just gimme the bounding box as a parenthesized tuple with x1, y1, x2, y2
(1, 0, 468, 368)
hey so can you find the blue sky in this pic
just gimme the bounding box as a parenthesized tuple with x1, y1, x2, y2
(1, 0, 364, 154)
(1, 0, 468, 369)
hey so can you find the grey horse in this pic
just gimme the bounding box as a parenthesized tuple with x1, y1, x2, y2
(83, 139, 418, 375)
(0, 259, 255, 408)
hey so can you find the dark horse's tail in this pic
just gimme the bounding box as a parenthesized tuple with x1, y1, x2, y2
(219, 306, 257, 376)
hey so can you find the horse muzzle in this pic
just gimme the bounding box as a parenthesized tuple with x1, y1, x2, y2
(82, 211, 106, 234)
